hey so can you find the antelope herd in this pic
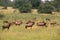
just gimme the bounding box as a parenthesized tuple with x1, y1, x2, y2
(2, 18, 57, 30)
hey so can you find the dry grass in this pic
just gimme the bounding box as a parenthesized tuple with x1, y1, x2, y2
(0, 10, 60, 40)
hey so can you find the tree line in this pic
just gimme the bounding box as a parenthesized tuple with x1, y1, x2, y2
(0, 0, 60, 13)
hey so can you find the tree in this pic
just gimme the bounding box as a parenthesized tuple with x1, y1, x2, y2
(38, 1, 54, 13)
(0, 0, 10, 9)
(52, 0, 60, 11)
(13, 0, 32, 13)
(30, 0, 41, 9)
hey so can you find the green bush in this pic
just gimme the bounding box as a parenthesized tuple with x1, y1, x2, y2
(30, 0, 40, 9)
(13, 0, 32, 13)
(38, 2, 54, 14)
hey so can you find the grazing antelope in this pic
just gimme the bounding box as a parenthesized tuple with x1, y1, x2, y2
(37, 21, 47, 27)
(2, 21, 11, 30)
(14, 20, 22, 25)
(50, 21, 56, 26)
(25, 21, 35, 29)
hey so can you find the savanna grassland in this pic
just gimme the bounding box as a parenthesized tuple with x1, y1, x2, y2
(0, 12, 60, 40)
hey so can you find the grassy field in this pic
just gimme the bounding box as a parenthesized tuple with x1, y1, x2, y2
(0, 12, 60, 40)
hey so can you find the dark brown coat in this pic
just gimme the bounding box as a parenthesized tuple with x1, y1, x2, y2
(2, 22, 11, 30)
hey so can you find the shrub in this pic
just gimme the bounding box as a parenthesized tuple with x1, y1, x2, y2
(13, 0, 32, 13)
(38, 2, 54, 14)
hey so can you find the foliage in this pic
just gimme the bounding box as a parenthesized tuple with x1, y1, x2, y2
(38, 1, 54, 13)
(0, 0, 9, 9)
(13, 0, 32, 13)
(30, 0, 41, 9)
(52, 0, 60, 12)
(0, 0, 60, 13)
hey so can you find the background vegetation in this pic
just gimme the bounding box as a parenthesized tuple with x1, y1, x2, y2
(0, 0, 60, 13)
